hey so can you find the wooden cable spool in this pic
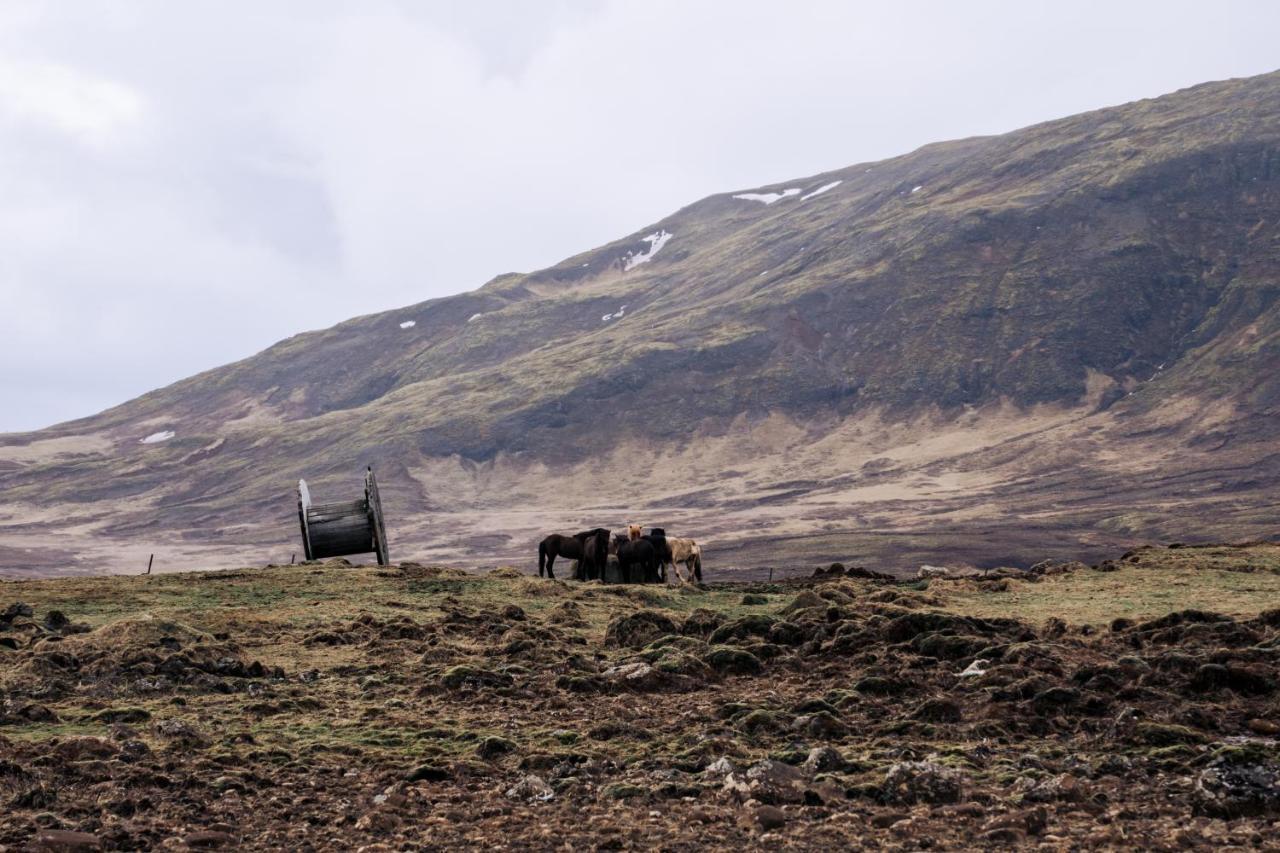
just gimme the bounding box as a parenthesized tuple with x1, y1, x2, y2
(296, 467, 390, 566)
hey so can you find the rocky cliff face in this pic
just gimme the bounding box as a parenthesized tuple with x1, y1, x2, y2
(3, 71, 1279, 576)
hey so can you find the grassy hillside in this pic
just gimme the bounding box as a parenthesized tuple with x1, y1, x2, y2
(2, 544, 1279, 848)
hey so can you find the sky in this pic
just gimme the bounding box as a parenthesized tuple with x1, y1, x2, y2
(1, 1, 1277, 432)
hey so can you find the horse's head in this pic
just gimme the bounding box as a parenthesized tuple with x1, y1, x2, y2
(627, 524, 642, 541)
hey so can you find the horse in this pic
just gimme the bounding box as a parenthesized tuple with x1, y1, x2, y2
(643, 528, 669, 583)
(578, 528, 611, 580)
(609, 533, 628, 555)
(627, 524, 642, 541)
(538, 530, 596, 579)
(616, 537, 660, 584)
(666, 537, 703, 584)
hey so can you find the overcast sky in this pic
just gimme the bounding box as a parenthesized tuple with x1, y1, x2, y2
(1, 1, 1277, 432)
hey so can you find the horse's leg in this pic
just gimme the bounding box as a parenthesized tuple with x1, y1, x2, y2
(546, 551, 556, 580)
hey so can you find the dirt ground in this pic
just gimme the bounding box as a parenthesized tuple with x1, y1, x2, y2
(1, 544, 1279, 850)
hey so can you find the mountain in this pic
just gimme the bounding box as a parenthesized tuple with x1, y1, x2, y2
(3, 71, 1279, 577)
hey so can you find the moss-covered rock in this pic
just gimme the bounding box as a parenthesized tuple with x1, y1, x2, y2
(702, 646, 762, 675)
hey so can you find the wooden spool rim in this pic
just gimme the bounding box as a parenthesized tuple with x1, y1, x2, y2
(296, 479, 314, 561)
(366, 467, 390, 566)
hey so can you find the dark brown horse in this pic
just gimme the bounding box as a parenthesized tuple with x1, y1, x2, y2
(539, 529, 611, 579)
(616, 537, 660, 584)
(538, 533, 584, 579)
(578, 528, 611, 580)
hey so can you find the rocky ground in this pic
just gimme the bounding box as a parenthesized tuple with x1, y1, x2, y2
(1, 544, 1279, 850)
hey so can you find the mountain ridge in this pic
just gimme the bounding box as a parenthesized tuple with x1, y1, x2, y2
(3, 70, 1279, 576)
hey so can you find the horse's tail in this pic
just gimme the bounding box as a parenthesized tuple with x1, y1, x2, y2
(538, 540, 547, 577)
(693, 547, 703, 582)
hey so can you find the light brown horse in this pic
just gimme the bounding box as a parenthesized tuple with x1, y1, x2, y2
(665, 537, 703, 584)
(627, 524, 642, 541)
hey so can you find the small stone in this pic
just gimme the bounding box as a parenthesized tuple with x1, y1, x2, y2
(704, 757, 737, 777)
(802, 746, 843, 774)
(33, 830, 101, 852)
(754, 805, 787, 830)
(1247, 718, 1279, 736)
(871, 812, 910, 828)
(354, 811, 400, 833)
(152, 718, 210, 747)
(1014, 773, 1085, 803)
(183, 831, 236, 849)
(506, 774, 554, 801)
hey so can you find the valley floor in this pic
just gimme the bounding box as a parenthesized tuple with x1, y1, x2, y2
(1, 544, 1279, 850)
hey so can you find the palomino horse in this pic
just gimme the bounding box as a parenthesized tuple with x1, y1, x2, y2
(665, 537, 703, 584)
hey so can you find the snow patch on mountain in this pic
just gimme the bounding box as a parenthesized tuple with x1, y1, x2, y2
(399, 320, 416, 329)
(802, 181, 842, 200)
(622, 231, 672, 271)
(140, 430, 175, 444)
(733, 188, 801, 205)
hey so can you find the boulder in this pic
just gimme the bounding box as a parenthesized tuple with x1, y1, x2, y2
(882, 761, 965, 804)
(681, 608, 724, 638)
(723, 760, 809, 805)
(605, 611, 679, 649)
(702, 646, 762, 675)
(783, 591, 828, 615)
(506, 774, 555, 801)
(1193, 757, 1280, 818)
(476, 736, 517, 760)
(709, 615, 778, 645)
